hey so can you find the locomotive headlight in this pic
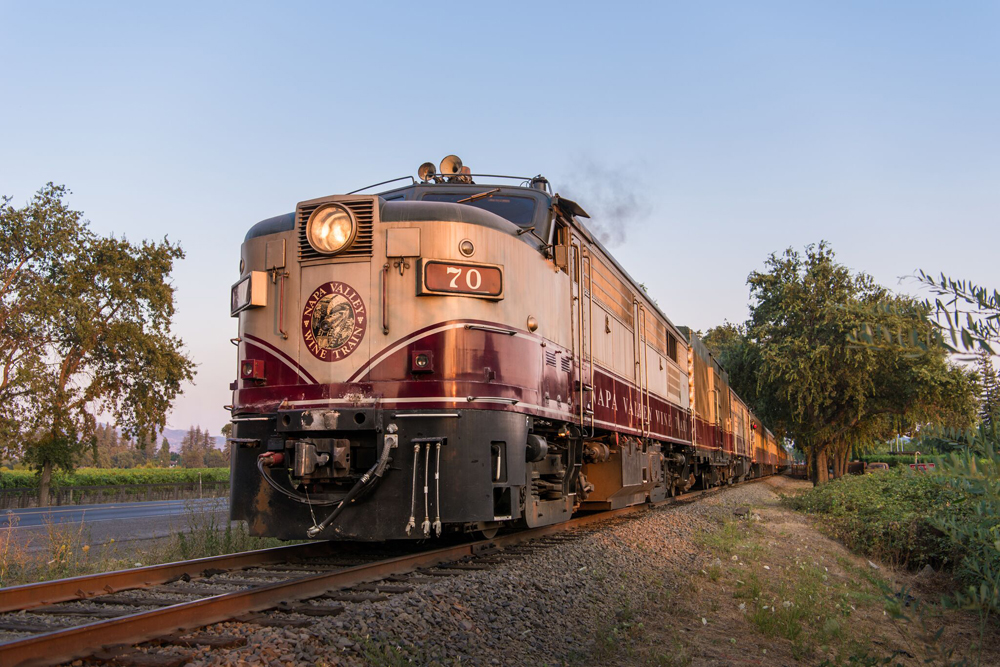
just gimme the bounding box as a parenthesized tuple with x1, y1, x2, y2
(306, 204, 356, 255)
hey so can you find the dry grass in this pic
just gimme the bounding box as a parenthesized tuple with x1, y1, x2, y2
(0, 503, 292, 588)
(598, 476, 1000, 666)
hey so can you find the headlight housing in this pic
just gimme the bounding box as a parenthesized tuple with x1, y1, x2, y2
(306, 203, 356, 255)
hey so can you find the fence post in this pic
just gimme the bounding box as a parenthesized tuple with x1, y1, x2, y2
(199, 473, 202, 499)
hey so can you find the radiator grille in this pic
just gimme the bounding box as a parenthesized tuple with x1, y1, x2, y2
(297, 198, 375, 263)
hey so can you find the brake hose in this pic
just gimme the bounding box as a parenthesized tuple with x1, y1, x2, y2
(306, 435, 394, 538)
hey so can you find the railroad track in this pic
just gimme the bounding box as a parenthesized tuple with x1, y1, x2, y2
(0, 485, 725, 667)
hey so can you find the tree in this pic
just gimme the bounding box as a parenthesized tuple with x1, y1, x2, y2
(221, 423, 233, 463)
(976, 349, 1000, 431)
(917, 272, 998, 353)
(180, 426, 206, 468)
(157, 437, 172, 467)
(1, 184, 195, 504)
(204, 447, 227, 468)
(707, 242, 977, 485)
(0, 184, 86, 460)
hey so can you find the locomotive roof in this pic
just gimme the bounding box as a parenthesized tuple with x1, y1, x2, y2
(242, 181, 687, 347)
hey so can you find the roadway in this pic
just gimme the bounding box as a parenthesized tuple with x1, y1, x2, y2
(1, 497, 231, 551)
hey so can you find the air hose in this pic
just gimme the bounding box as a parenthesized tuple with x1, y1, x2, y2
(305, 436, 394, 538)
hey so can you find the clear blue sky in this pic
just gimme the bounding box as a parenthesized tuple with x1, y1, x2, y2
(2, 1, 997, 435)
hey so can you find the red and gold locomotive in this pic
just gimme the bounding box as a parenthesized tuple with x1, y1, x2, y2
(228, 156, 789, 541)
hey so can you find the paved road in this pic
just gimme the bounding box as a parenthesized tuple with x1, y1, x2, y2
(2, 497, 231, 551)
(2, 498, 227, 528)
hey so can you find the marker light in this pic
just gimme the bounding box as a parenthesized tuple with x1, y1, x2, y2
(306, 204, 356, 255)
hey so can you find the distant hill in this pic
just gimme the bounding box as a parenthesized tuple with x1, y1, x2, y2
(160, 426, 223, 453)
(99, 424, 223, 453)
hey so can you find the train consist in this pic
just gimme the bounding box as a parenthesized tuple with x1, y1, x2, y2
(228, 156, 789, 541)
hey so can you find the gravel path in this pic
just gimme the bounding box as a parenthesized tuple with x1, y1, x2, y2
(78, 480, 784, 666)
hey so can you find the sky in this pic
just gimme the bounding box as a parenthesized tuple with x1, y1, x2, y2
(1, 1, 997, 435)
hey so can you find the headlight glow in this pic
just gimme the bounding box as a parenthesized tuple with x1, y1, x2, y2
(306, 204, 356, 254)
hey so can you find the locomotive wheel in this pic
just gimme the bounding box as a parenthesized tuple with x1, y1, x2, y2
(468, 521, 500, 540)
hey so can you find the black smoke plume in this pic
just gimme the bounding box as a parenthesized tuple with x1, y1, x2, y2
(558, 159, 651, 248)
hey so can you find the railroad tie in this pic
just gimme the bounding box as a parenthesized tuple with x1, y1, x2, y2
(84, 595, 178, 607)
(31, 605, 128, 618)
(319, 592, 390, 603)
(350, 583, 415, 593)
(383, 575, 441, 584)
(91, 645, 193, 667)
(274, 601, 345, 616)
(160, 633, 249, 649)
(0, 619, 73, 633)
(235, 613, 312, 628)
(156, 583, 243, 596)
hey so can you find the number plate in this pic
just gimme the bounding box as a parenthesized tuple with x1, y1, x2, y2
(417, 259, 504, 300)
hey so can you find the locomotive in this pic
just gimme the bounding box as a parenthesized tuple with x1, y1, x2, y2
(228, 155, 789, 541)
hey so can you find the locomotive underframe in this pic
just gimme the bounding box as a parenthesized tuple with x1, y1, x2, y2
(230, 401, 775, 541)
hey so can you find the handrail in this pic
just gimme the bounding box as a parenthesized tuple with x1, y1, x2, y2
(464, 324, 517, 335)
(382, 263, 390, 334)
(640, 304, 650, 439)
(273, 270, 289, 340)
(583, 249, 594, 435)
(571, 238, 585, 432)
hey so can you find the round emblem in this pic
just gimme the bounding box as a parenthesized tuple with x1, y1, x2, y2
(301, 281, 367, 361)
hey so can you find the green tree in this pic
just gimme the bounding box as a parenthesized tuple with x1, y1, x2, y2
(1, 184, 195, 504)
(707, 242, 976, 485)
(0, 184, 85, 459)
(221, 423, 233, 463)
(156, 437, 172, 467)
(204, 447, 227, 468)
(975, 349, 1000, 430)
(917, 272, 998, 353)
(180, 426, 206, 468)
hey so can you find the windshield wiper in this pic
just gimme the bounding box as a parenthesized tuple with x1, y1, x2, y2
(457, 188, 500, 204)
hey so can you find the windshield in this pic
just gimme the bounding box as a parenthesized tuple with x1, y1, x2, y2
(420, 192, 537, 227)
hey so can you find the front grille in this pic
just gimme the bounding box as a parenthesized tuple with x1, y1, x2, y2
(297, 197, 375, 263)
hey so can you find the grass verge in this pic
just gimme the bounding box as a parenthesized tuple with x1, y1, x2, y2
(0, 503, 291, 588)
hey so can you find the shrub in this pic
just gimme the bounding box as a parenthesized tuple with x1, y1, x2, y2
(930, 426, 1000, 614)
(786, 467, 968, 569)
(0, 467, 229, 489)
(858, 454, 947, 468)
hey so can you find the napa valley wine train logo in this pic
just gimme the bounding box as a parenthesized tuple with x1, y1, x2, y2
(302, 281, 367, 361)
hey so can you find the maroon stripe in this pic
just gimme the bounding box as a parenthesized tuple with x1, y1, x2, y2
(347, 319, 536, 382)
(244, 333, 318, 384)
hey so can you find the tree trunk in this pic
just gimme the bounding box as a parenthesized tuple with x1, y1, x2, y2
(809, 447, 830, 486)
(38, 460, 53, 507)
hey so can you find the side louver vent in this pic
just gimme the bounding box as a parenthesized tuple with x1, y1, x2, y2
(545, 351, 557, 367)
(297, 198, 375, 263)
(560, 356, 572, 374)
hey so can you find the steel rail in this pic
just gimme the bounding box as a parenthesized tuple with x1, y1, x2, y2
(0, 480, 746, 667)
(0, 541, 332, 614)
(0, 499, 677, 667)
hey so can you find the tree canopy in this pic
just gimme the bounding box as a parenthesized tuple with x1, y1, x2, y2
(705, 242, 977, 484)
(0, 184, 195, 503)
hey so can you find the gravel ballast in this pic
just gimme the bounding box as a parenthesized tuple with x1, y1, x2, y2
(162, 480, 780, 667)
